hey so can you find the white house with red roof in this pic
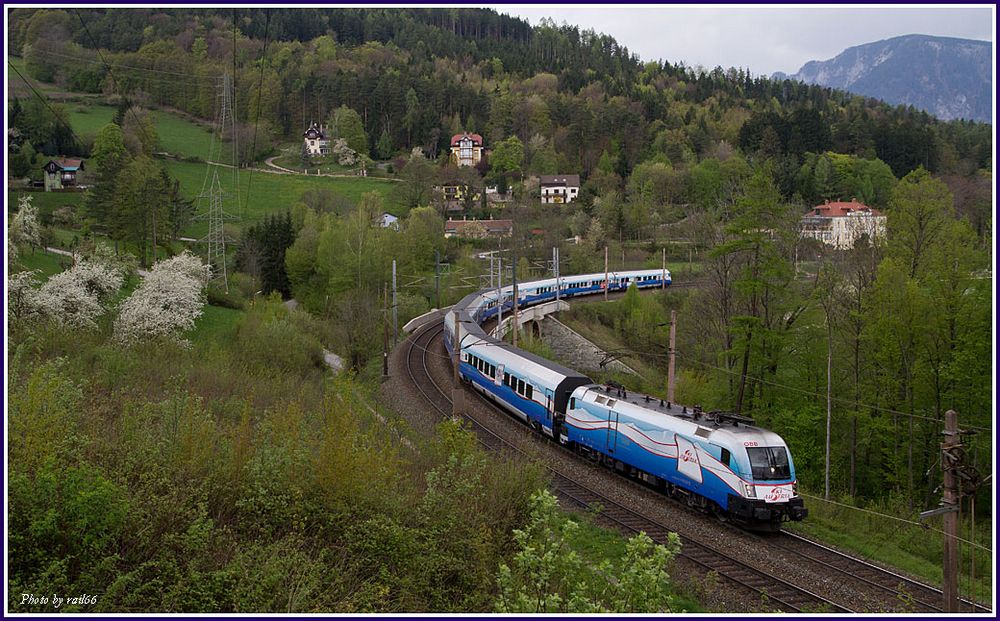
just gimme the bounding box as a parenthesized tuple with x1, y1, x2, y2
(450, 132, 484, 167)
(800, 198, 886, 250)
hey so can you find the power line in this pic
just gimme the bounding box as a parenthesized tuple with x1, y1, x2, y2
(673, 352, 993, 432)
(72, 10, 147, 141)
(6, 60, 86, 151)
(243, 8, 272, 219)
(591, 337, 992, 432)
(797, 491, 991, 553)
(24, 47, 214, 82)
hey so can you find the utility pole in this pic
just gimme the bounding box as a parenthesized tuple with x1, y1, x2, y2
(512, 254, 519, 348)
(553, 246, 560, 303)
(942, 409, 960, 612)
(667, 310, 677, 403)
(451, 311, 463, 417)
(435, 250, 441, 309)
(604, 246, 609, 301)
(661, 247, 666, 290)
(382, 283, 389, 379)
(391, 260, 398, 345)
(496, 254, 503, 333)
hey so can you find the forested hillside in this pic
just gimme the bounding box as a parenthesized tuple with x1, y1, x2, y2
(7, 6, 994, 612)
(9, 8, 991, 181)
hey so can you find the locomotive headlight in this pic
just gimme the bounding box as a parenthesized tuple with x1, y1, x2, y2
(743, 482, 755, 498)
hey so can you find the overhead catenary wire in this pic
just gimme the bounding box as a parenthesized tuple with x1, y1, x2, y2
(797, 491, 991, 553)
(590, 336, 992, 432)
(672, 351, 993, 433)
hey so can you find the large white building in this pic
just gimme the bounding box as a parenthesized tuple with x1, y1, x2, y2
(539, 174, 580, 204)
(800, 199, 886, 250)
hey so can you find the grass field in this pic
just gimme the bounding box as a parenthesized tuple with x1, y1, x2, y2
(163, 160, 397, 237)
(6, 190, 85, 215)
(14, 250, 73, 279)
(188, 304, 244, 345)
(12, 85, 399, 246)
(271, 148, 354, 175)
(66, 103, 215, 159)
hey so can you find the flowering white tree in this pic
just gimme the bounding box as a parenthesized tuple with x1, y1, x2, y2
(329, 138, 358, 166)
(114, 252, 207, 344)
(7, 230, 19, 264)
(7, 270, 41, 321)
(10, 195, 41, 252)
(34, 260, 126, 328)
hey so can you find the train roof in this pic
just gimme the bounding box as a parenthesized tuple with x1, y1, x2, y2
(463, 333, 590, 385)
(576, 384, 786, 447)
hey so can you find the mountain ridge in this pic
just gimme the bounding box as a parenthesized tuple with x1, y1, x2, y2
(775, 34, 992, 123)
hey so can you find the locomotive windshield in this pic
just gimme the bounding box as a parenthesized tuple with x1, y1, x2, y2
(746, 447, 791, 481)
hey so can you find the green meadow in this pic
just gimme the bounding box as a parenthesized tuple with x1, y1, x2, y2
(67, 104, 215, 159)
(21, 100, 399, 239)
(163, 160, 397, 237)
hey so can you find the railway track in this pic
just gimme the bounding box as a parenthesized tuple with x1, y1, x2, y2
(770, 530, 991, 613)
(403, 318, 850, 613)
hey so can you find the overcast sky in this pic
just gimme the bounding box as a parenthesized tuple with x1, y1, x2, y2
(491, 4, 994, 77)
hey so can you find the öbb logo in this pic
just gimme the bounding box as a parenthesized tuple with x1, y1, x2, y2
(764, 487, 787, 502)
(680, 449, 696, 463)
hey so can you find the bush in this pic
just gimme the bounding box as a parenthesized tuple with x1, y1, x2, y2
(206, 282, 247, 310)
(234, 298, 324, 375)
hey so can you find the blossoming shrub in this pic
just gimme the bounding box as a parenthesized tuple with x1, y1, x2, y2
(114, 252, 207, 344)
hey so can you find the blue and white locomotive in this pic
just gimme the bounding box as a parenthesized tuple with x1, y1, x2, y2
(444, 268, 806, 530)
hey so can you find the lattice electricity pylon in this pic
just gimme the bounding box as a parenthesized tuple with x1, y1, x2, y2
(194, 170, 237, 292)
(196, 73, 241, 219)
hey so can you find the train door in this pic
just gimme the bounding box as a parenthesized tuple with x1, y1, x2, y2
(543, 388, 555, 437)
(605, 409, 619, 455)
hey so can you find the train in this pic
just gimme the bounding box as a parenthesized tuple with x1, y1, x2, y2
(444, 268, 807, 531)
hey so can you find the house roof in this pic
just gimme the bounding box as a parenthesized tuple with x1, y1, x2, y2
(539, 174, 580, 187)
(303, 122, 326, 138)
(807, 199, 882, 218)
(451, 132, 483, 146)
(45, 158, 84, 172)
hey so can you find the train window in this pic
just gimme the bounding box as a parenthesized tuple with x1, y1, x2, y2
(607, 399, 616, 407)
(570, 397, 576, 409)
(517, 379, 524, 395)
(596, 395, 607, 405)
(488, 364, 495, 378)
(526, 385, 533, 400)
(504, 372, 510, 386)
(721, 448, 731, 467)
(747, 447, 791, 481)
